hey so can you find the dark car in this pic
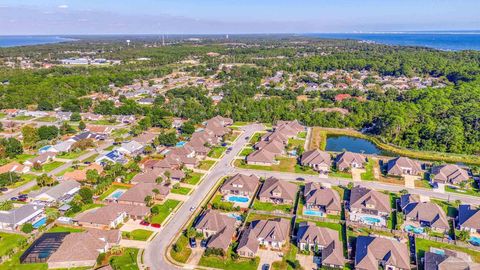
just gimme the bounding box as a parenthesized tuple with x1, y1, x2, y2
(200, 239, 208, 248)
(151, 223, 161, 228)
(245, 136, 250, 140)
(17, 197, 27, 202)
(140, 220, 150, 226)
(262, 264, 270, 270)
(221, 142, 228, 147)
(0, 187, 8, 192)
(10, 197, 18, 201)
(84, 161, 92, 165)
(296, 177, 305, 181)
(189, 238, 197, 248)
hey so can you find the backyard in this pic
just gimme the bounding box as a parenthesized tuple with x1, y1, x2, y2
(252, 200, 293, 213)
(109, 248, 139, 270)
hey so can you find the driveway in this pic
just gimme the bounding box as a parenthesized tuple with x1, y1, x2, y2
(186, 247, 204, 266)
(296, 254, 318, 270)
(257, 249, 283, 270)
(404, 174, 418, 189)
(351, 168, 364, 182)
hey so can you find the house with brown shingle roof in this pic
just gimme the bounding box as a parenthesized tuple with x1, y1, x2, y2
(237, 218, 290, 258)
(300, 149, 332, 174)
(303, 182, 341, 216)
(275, 120, 304, 134)
(117, 183, 169, 206)
(24, 152, 56, 166)
(258, 177, 297, 205)
(47, 228, 120, 269)
(430, 164, 470, 186)
(76, 203, 149, 229)
(220, 174, 260, 198)
(335, 152, 366, 171)
(355, 236, 410, 270)
(387, 157, 422, 176)
(254, 139, 285, 155)
(246, 149, 278, 166)
(194, 209, 236, 251)
(400, 194, 449, 234)
(63, 163, 103, 182)
(296, 222, 345, 269)
(458, 204, 480, 236)
(0, 162, 30, 174)
(424, 248, 480, 270)
(348, 186, 391, 227)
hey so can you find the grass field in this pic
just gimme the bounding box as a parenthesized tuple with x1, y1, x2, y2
(109, 248, 139, 270)
(150, 199, 181, 224)
(252, 200, 293, 213)
(184, 172, 204, 185)
(35, 116, 57, 122)
(198, 246, 259, 270)
(198, 160, 216, 170)
(0, 232, 26, 257)
(170, 235, 192, 263)
(48, 225, 85, 233)
(208, 146, 226, 158)
(12, 115, 34, 121)
(361, 159, 376, 181)
(308, 127, 327, 150)
(122, 229, 153, 241)
(171, 186, 191, 195)
(32, 161, 65, 173)
(57, 150, 87, 160)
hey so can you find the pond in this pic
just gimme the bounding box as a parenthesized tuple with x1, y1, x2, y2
(325, 135, 393, 156)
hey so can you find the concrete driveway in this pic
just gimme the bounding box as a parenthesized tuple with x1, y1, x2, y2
(404, 174, 419, 188)
(257, 249, 283, 270)
(351, 168, 364, 182)
(296, 254, 318, 270)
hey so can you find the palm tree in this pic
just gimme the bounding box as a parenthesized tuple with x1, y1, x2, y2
(144, 195, 153, 207)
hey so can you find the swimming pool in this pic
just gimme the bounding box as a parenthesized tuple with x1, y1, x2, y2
(176, 141, 187, 147)
(33, 217, 47, 229)
(226, 195, 249, 203)
(431, 248, 445, 255)
(303, 209, 325, 217)
(470, 236, 480, 246)
(227, 213, 243, 221)
(405, 225, 424, 234)
(361, 216, 381, 225)
(106, 189, 126, 200)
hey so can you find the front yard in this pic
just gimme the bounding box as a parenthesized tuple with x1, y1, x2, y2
(198, 246, 260, 270)
(122, 229, 153, 241)
(184, 172, 204, 185)
(171, 234, 192, 263)
(57, 150, 87, 160)
(108, 248, 139, 270)
(208, 147, 226, 158)
(171, 186, 192, 195)
(150, 199, 181, 224)
(32, 161, 65, 173)
(198, 160, 216, 170)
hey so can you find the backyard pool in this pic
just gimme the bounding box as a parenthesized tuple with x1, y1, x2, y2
(405, 224, 424, 234)
(227, 213, 243, 221)
(176, 141, 187, 147)
(106, 189, 126, 200)
(361, 216, 382, 225)
(33, 217, 47, 229)
(303, 209, 325, 217)
(226, 195, 249, 203)
(470, 236, 480, 246)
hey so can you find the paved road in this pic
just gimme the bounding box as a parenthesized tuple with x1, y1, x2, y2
(144, 124, 264, 270)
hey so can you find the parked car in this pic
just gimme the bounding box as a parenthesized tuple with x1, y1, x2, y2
(17, 197, 27, 202)
(189, 238, 197, 248)
(151, 223, 161, 228)
(140, 220, 150, 226)
(200, 239, 207, 248)
(245, 136, 250, 140)
(262, 264, 270, 270)
(189, 206, 196, 212)
(83, 161, 91, 165)
(0, 187, 8, 192)
(296, 177, 305, 181)
(221, 142, 228, 147)
(10, 197, 18, 201)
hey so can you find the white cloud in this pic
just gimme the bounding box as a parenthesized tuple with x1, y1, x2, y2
(58, 5, 69, 9)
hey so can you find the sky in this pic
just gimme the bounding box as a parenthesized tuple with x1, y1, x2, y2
(1, 0, 480, 35)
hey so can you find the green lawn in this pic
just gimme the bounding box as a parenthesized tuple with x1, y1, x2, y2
(234, 158, 317, 175)
(232, 121, 249, 126)
(249, 132, 264, 144)
(171, 235, 192, 263)
(184, 172, 203, 185)
(7, 174, 36, 189)
(287, 138, 305, 150)
(122, 229, 153, 241)
(81, 153, 99, 163)
(239, 147, 255, 156)
(252, 200, 293, 213)
(431, 199, 458, 218)
(55, 167, 75, 176)
(210, 194, 235, 211)
(14, 154, 36, 163)
(99, 186, 128, 200)
(198, 160, 216, 170)
(0, 248, 47, 270)
(109, 248, 139, 270)
(208, 147, 226, 158)
(198, 246, 259, 270)
(0, 233, 27, 257)
(104, 145, 115, 151)
(48, 225, 85, 233)
(171, 186, 191, 195)
(361, 159, 375, 181)
(66, 203, 104, 217)
(35, 116, 57, 122)
(416, 238, 480, 264)
(329, 170, 353, 179)
(12, 115, 34, 121)
(445, 183, 480, 197)
(57, 150, 87, 160)
(32, 161, 65, 173)
(150, 199, 181, 224)
(0, 113, 5, 119)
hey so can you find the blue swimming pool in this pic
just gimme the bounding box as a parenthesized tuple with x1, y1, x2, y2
(33, 217, 47, 229)
(361, 216, 381, 225)
(176, 141, 187, 147)
(405, 225, 424, 234)
(227, 213, 243, 221)
(303, 209, 325, 217)
(470, 236, 480, 246)
(431, 248, 445, 255)
(106, 189, 126, 200)
(226, 195, 249, 203)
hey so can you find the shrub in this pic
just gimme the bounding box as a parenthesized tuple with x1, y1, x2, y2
(21, 223, 34, 233)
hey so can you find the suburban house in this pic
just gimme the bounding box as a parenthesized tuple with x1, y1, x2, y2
(51, 140, 75, 153)
(96, 150, 128, 165)
(117, 115, 136, 124)
(457, 204, 480, 236)
(430, 164, 470, 186)
(117, 140, 145, 156)
(220, 174, 260, 198)
(82, 113, 103, 121)
(400, 194, 449, 234)
(303, 182, 342, 216)
(300, 149, 332, 174)
(355, 236, 410, 270)
(56, 111, 72, 121)
(117, 183, 170, 206)
(424, 248, 479, 270)
(194, 209, 236, 252)
(246, 148, 277, 166)
(254, 139, 285, 155)
(0, 204, 45, 231)
(71, 131, 106, 142)
(387, 157, 422, 176)
(204, 115, 233, 137)
(132, 132, 156, 145)
(32, 181, 81, 205)
(297, 222, 345, 268)
(85, 125, 113, 135)
(335, 152, 366, 171)
(0, 162, 30, 174)
(257, 177, 297, 205)
(237, 218, 290, 257)
(24, 152, 56, 166)
(47, 229, 121, 269)
(348, 186, 391, 227)
(62, 163, 104, 182)
(76, 203, 149, 229)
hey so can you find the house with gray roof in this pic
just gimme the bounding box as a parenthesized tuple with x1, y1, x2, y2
(458, 204, 480, 236)
(355, 236, 410, 270)
(303, 182, 341, 216)
(237, 218, 290, 258)
(33, 181, 81, 204)
(430, 164, 470, 186)
(424, 248, 479, 270)
(0, 204, 45, 231)
(117, 183, 169, 206)
(348, 186, 391, 227)
(220, 174, 260, 198)
(297, 222, 345, 268)
(387, 157, 422, 176)
(400, 194, 449, 234)
(258, 177, 297, 205)
(76, 203, 149, 229)
(335, 152, 366, 171)
(194, 209, 236, 252)
(300, 149, 332, 174)
(118, 140, 145, 155)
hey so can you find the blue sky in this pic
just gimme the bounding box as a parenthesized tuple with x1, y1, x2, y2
(1, 0, 479, 34)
